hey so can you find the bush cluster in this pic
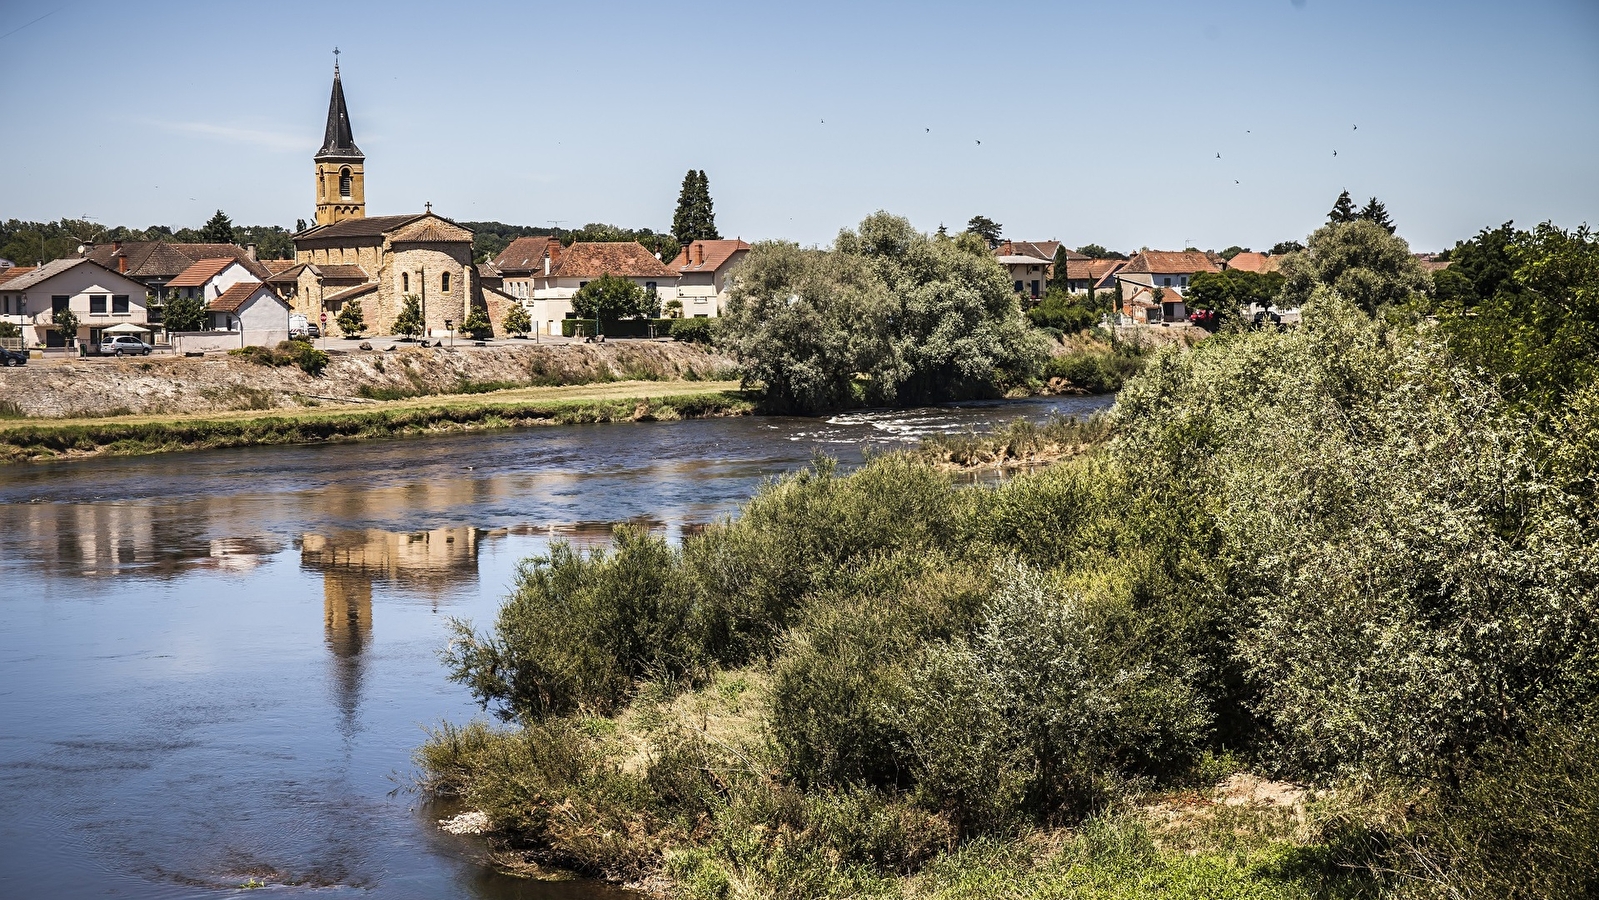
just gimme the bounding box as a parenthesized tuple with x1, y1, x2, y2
(430, 291, 1598, 896)
(228, 340, 329, 375)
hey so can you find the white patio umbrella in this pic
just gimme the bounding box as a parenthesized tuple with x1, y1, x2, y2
(101, 323, 151, 334)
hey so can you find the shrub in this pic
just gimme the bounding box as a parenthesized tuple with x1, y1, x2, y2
(461, 304, 493, 340)
(444, 526, 700, 721)
(228, 340, 328, 375)
(670, 317, 716, 345)
(1027, 290, 1098, 333)
(335, 300, 365, 337)
(502, 303, 531, 336)
(393, 293, 424, 339)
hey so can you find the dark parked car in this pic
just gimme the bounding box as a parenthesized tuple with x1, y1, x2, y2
(0, 346, 27, 367)
(307, 323, 322, 339)
(100, 335, 154, 356)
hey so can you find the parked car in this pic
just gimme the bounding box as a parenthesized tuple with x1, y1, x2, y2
(306, 323, 322, 339)
(0, 346, 27, 367)
(100, 335, 153, 356)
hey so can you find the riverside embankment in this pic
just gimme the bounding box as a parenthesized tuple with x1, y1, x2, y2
(0, 340, 749, 462)
(0, 339, 736, 418)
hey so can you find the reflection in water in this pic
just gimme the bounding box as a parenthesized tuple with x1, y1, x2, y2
(302, 527, 483, 737)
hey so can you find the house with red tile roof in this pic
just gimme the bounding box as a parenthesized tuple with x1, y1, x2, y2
(205, 281, 291, 346)
(668, 239, 750, 317)
(1222, 251, 1282, 274)
(527, 242, 678, 337)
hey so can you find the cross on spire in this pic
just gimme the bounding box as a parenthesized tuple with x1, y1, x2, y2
(425, 201, 432, 214)
(333, 46, 340, 73)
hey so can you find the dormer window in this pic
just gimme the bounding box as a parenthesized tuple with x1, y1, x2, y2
(339, 167, 352, 199)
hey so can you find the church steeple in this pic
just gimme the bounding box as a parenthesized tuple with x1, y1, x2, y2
(313, 51, 366, 226)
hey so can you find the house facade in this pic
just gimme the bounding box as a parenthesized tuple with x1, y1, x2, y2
(168, 258, 259, 304)
(0, 258, 150, 347)
(667, 239, 749, 317)
(529, 242, 677, 337)
(207, 281, 291, 346)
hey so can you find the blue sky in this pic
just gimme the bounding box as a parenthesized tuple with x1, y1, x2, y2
(1, 0, 1594, 252)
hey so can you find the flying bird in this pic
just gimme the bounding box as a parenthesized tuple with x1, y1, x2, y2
(1234, 180, 1240, 184)
(925, 128, 930, 133)
(1353, 124, 1357, 130)
(975, 139, 981, 145)
(1333, 150, 1338, 156)
(1216, 152, 1221, 158)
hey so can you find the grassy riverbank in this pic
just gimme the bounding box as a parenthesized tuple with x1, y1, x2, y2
(0, 380, 748, 463)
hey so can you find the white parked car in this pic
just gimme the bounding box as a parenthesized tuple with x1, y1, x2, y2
(100, 335, 153, 356)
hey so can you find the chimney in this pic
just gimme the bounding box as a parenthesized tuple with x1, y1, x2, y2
(245, 243, 258, 261)
(692, 242, 704, 265)
(118, 255, 127, 275)
(112, 240, 122, 253)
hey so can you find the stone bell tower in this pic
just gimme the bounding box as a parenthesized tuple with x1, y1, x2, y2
(313, 54, 365, 226)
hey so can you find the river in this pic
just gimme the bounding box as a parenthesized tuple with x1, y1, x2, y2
(0, 395, 1111, 899)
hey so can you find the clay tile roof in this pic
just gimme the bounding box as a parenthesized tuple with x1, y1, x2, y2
(493, 236, 560, 272)
(1124, 250, 1221, 275)
(265, 263, 307, 283)
(1, 257, 105, 291)
(314, 264, 369, 281)
(549, 242, 674, 279)
(323, 282, 377, 306)
(260, 259, 298, 274)
(207, 280, 272, 313)
(669, 239, 752, 273)
(389, 216, 474, 244)
(167, 257, 239, 288)
(296, 213, 424, 241)
(0, 265, 36, 287)
(81, 241, 270, 280)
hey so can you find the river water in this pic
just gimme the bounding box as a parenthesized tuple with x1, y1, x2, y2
(0, 395, 1111, 899)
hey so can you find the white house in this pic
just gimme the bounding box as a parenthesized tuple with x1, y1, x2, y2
(207, 280, 291, 347)
(0, 258, 150, 347)
(529, 242, 678, 337)
(667, 239, 749, 317)
(167, 257, 259, 304)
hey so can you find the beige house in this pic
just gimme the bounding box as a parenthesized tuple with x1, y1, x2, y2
(0, 258, 149, 348)
(667, 239, 749, 317)
(529, 242, 677, 337)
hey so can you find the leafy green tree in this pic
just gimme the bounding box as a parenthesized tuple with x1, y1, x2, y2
(1269, 240, 1304, 255)
(1439, 222, 1599, 413)
(0, 321, 19, 340)
(502, 303, 531, 336)
(199, 209, 236, 244)
(1359, 197, 1396, 234)
(162, 292, 206, 333)
(663, 298, 683, 319)
(1186, 269, 1285, 328)
(1327, 190, 1357, 225)
(51, 305, 78, 345)
(1219, 245, 1249, 261)
(1027, 289, 1096, 333)
(461, 304, 493, 340)
(965, 215, 1003, 247)
(335, 300, 365, 337)
(572, 273, 647, 325)
(721, 212, 1047, 413)
(1075, 243, 1126, 260)
(393, 294, 425, 339)
(1277, 219, 1431, 313)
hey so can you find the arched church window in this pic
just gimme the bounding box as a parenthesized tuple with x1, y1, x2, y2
(442, 272, 452, 292)
(402, 272, 409, 292)
(339, 168, 352, 199)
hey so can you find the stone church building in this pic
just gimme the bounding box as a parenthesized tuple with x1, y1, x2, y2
(285, 62, 508, 337)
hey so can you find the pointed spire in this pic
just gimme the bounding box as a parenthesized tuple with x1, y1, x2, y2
(316, 52, 361, 160)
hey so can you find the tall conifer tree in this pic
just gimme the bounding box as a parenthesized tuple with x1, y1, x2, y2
(1359, 197, 1397, 234)
(1328, 190, 1358, 225)
(697, 170, 720, 240)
